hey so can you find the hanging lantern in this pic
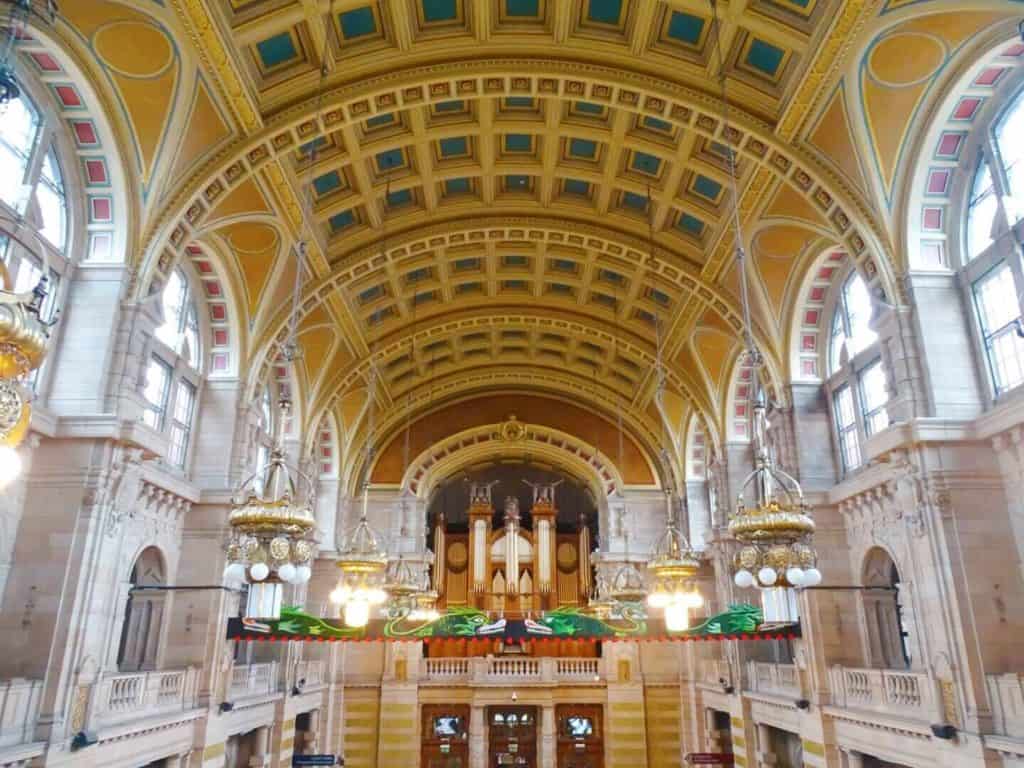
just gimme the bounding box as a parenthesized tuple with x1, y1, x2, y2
(646, 497, 703, 632)
(0, 220, 56, 489)
(729, 390, 821, 602)
(225, 403, 316, 619)
(330, 491, 388, 628)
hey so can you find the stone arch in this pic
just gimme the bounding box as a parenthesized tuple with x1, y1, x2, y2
(787, 247, 853, 382)
(902, 34, 1024, 269)
(116, 545, 168, 673)
(860, 545, 914, 671)
(17, 17, 134, 264)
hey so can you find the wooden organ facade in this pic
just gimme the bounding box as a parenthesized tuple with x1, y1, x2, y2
(432, 482, 592, 616)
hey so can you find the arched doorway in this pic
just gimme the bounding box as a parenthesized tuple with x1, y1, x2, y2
(116, 546, 167, 672)
(861, 548, 913, 670)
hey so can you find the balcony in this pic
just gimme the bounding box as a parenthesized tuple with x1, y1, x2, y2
(292, 659, 325, 691)
(0, 678, 42, 750)
(93, 668, 201, 728)
(229, 662, 280, 701)
(421, 657, 602, 686)
(827, 666, 941, 725)
(747, 661, 802, 699)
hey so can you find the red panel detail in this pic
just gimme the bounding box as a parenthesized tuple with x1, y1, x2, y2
(90, 197, 111, 222)
(196, 260, 213, 274)
(922, 207, 943, 231)
(804, 309, 820, 325)
(30, 52, 59, 71)
(55, 85, 81, 107)
(84, 159, 107, 184)
(210, 304, 227, 321)
(817, 266, 835, 280)
(204, 280, 222, 297)
(809, 286, 826, 302)
(926, 169, 950, 195)
(936, 133, 964, 158)
(975, 68, 1006, 87)
(802, 334, 816, 351)
(953, 98, 982, 120)
(71, 120, 98, 145)
(212, 353, 229, 371)
(213, 329, 229, 347)
(801, 359, 817, 377)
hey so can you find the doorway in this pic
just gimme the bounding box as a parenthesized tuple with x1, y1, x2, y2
(488, 706, 537, 767)
(422, 704, 470, 768)
(556, 704, 603, 768)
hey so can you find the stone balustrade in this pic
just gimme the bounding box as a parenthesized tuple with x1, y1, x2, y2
(421, 657, 601, 685)
(987, 673, 1024, 739)
(0, 679, 42, 749)
(229, 661, 279, 701)
(293, 659, 325, 690)
(699, 659, 733, 688)
(94, 668, 200, 727)
(747, 661, 802, 698)
(828, 666, 941, 723)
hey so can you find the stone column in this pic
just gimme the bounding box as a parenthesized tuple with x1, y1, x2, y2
(540, 703, 555, 768)
(755, 723, 776, 767)
(249, 725, 270, 767)
(469, 704, 486, 768)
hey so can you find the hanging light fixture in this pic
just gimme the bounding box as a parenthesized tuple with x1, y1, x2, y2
(0, 220, 57, 489)
(704, 0, 821, 606)
(224, 399, 317, 619)
(331, 488, 389, 628)
(647, 494, 703, 631)
(645, 188, 703, 632)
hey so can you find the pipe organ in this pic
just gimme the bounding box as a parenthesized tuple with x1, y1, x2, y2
(433, 480, 592, 614)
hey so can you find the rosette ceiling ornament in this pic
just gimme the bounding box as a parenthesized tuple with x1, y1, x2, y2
(0, 218, 58, 488)
(224, 399, 317, 620)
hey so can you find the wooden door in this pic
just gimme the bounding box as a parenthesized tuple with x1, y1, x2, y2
(556, 704, 603, 768)
(487, 706, 537, 767)
(422, 704, 470, 768)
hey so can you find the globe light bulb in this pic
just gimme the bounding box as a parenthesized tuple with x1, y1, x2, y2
(0, 445, 23, 489)
(803, 568, 822, 587)
(757, 567, 778, 587)
(329, 585, 349, 604)
(249, 562, 269, 582)
(224, 562, 246, 584)
(664, 601, 690, 632)
(294, 565, 312, 584)
(277, 563, 297, 583)
(684, 590, 704, 609)
(344, 599, 371, 628)
(734, 569, 754, 589)
(786, 567, 806, 587)
(647, 590, 670, 609)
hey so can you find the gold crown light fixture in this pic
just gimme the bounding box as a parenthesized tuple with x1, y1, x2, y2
(224, 399, 317, 619)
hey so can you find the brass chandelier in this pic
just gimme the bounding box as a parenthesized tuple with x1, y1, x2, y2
(729, 392, 821, 591)
(705, 0, 821, 598)
(647, 493, 703, 631)
(224, 400, 316, 619)
(330, 488, 388, 628)
(0, 220, 56, 489)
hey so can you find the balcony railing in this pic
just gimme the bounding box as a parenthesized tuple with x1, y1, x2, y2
(293, 659, 325, 690)
(699, 659, 733, 688)
(421, 657, 601, 685)
(0, 678, 42, 749)
(828, 666, 940, 723)
(747, 662, 801, 698)
(229, 662, 279, 701)
(987, 673, 1024, 739)
(94, 668, 200, 727)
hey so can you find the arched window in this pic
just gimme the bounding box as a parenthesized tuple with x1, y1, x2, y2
(142, 268, 203, 470)
(958, 85, 1024, 400)
(829, 273, 877, 375)
(825, 270, 888, 475)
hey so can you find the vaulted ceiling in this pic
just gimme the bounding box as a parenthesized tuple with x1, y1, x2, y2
(33, 0, 1024, 488)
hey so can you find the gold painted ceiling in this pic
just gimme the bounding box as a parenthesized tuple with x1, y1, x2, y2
(30, 0, 1024, 490)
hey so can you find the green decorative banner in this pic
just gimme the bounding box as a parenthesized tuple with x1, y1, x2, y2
(226, 604, 799, 643)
